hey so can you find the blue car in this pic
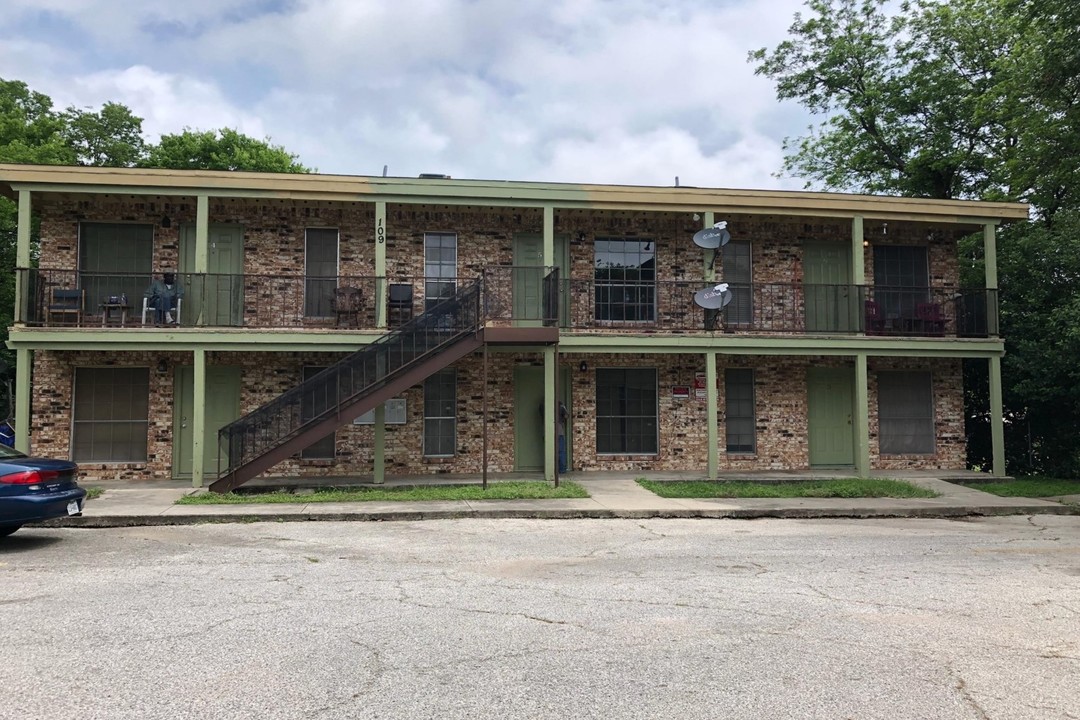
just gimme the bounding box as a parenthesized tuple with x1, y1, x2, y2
(0, 445, 85, 537)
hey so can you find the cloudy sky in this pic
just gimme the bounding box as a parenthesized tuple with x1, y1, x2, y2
(0, 0, 817, 189)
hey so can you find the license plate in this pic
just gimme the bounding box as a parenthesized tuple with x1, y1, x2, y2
(67, 500, 80, 515)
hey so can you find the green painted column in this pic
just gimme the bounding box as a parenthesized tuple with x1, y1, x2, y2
(15, 190, 31, 324)
(989, 354, 1006, 477)
(984, 223, 1000, 336)
(14, 348, 31, 454)
(191, 348, 206, 488)
(854, 353, 871, 477)
(375, 201, 387, 329)
(544, 345, 556, 482)
(373, 405, 386, 484)
(195, 195, 209, 273)
(543, 205, 554, 268)
(702, 211, 716, 281)
(851, 216, 865, 285)
(705, 351, 718, 479)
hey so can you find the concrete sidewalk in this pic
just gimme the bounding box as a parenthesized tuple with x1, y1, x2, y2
(42, 474, 1080, 528)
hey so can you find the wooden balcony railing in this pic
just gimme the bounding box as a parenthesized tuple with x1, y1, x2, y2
(16, 268, 999, 338)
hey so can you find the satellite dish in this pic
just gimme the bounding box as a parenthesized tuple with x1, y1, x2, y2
(693, 283, 734, 310)
(692, 221, 731, 249)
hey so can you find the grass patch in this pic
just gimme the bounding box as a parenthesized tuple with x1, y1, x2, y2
(84, 486, 104, 501)
(968, 476, 1080, 498)
(636, 478, 938, 499)
(177, 481, 589, 505)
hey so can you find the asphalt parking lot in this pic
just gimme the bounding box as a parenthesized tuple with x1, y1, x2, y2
(3, 516, 1079, 719)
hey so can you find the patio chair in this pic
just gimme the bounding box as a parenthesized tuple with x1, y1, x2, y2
(332, 286, 363, 327)
(47, 288, 85, 326)
(388, 283, 414, 327)
(864, 300, 884, 335)
(141, 296, 183, 326)
(916, 302, 945, 336)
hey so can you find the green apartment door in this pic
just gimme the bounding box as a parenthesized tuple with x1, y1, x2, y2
(807, 367, 855, 466)
(179, 224, 244, 325)
(804, 242, 854, 332)
(512, 233, 569, 326)
(173, 366, 241, 478)
(514, 366, 571, 472)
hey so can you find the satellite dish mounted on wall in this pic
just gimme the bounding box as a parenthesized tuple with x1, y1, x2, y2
(693, 282, 734, 310)
(692, 221, 731, 249)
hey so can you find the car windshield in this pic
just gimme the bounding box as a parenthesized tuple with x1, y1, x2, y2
(0, 445, 28, 460)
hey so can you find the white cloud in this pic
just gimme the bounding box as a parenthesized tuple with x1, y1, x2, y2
(0, 0, 817, 187)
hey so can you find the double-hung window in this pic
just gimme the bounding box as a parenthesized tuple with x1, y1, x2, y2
(596, 368, 658, 454)
(873, 246, 929, 322)
(79, 223, 153, 311)
(72, 368, 150, 462)
(305, 229, 339, 318)
(594, 239, 655, 322)
(723, 239, 752, 325)
(424, 233, 457, 312)
(877, 371, 934, 454)
(423, 369, 456, 457)
(725, 368, 756, 453)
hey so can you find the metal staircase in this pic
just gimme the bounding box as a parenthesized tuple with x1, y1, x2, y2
(210, 280, 484, 493)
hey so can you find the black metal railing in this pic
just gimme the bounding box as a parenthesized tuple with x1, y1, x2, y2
(16, 268, 999, 338)
(217, 279, 482, 477)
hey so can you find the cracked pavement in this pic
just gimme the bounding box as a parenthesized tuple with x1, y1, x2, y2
(2, 516, 1079, 719)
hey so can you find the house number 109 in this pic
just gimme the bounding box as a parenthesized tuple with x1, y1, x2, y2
(377, 220, 385, 244)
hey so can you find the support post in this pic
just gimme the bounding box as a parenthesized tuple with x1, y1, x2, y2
(482, 343, 488, 490)
(543, 345, 556, 483)
(375, 201, 387, 329)
(373, 405, 386, 484)
(705, 351, 718, 480)
(14, 348, 31, 454)
(15, 190, 31, 324)
(543, 205, 554, 268)
(195, 195, 209, 273)
(192, 349, 206, 488)
(851, 216, 865, 286)
(854, 353, 871, 478)
(989, 354, 1006, 477)
(983, 223, 998, 290)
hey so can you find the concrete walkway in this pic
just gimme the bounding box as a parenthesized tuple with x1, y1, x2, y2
(41, 473, 1080, 528)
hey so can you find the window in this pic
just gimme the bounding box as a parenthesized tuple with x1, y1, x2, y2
(873, 246, 929, 321)
(594, 239, 655, 322)
(596, 368, 658, 454)
(723, 239, 752, 325)
(424, 369, 456, 456)
(424, 233, 457, 311)
(725, 368, 755, 453)
(300, 366, 336, 459)
(79, 223, 153, 310)
(305, 229, 339, 318)
(72, 367, 149, 462)
(878, 371, 934, 454)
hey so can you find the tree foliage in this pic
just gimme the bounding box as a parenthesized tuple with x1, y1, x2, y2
(142, 128, 310, 173)
(754, 0, 1080, 476)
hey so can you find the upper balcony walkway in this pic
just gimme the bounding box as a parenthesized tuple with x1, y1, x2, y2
(16, 267, 999, 340)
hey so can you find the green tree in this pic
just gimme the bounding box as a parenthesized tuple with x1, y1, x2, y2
(142, 128, 311, 173)
(61, 102, 146, 167)
(753, 0, 1080, 476)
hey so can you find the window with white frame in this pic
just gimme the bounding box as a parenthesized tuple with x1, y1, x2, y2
(424, 233, 457, 311)
(305, 228, 339, 318)
(594, 238, 656, 322)
(72, 367, 150, 462)
(596, 368, 658, 454)
(877, 371, 935, 454)
(423, 369, 456, 456)
(725, 368, 756, 453)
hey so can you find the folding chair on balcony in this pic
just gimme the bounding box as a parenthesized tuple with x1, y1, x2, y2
(388, 283, 414, 327)
(332, 286, 363, 327)
(142, 297, 182, 326)
(916, 302, 945, 336)
(47, 288, 85, 326)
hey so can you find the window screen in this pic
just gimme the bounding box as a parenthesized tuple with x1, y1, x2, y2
(594, 239, 656, 322)
(79, 223, 154, 309)
(300, 366, 336, 459)
(878, 371, 934, 454)
(725, 368, 755, 453)
(424, 369, 456, 456)
(723, 239, 752, 325)
(72, 367, 150, 462)
(873, 246, 929, 320)
(424, 233, 457, 312)
(596, 368, 658, 454)
(305, 229, 338, 318)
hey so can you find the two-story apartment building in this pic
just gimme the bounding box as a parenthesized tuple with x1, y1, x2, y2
(0, 164, 1025, 490)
